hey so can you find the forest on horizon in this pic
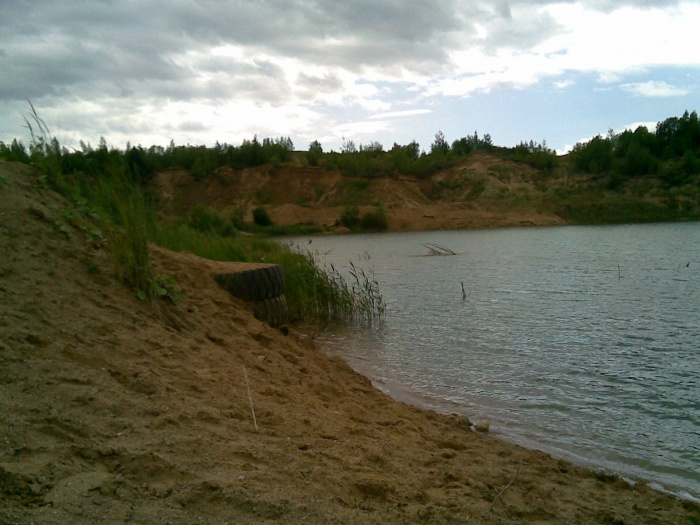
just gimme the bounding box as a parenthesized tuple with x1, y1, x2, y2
(1, 110, 699, 191)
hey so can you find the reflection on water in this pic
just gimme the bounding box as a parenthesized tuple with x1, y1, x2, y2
(286, 222, 700, 499)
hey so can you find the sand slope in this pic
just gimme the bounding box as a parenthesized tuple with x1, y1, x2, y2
(150, 153, 567, 232)
(1, 160, 698, 524)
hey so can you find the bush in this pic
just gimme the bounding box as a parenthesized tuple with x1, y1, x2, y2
(360, 206, 388, 231)
(228, 206, 245, 230)
(307, 140, 323, 166)
(253, 206, 272, 226)
(339, 205, 360, 229)
(189, 204, 237, 236)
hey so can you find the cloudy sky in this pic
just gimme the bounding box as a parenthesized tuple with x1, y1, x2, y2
(1, 0, 698, 154)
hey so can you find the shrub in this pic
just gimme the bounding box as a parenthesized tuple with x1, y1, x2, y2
(360, 206, 388, 231)
(339, 206, 360, 229)
(307, 140, 323, 166)
(188, 205, 238, 236)
(253, 206, 272, 226)
(227, 206, 245, 230)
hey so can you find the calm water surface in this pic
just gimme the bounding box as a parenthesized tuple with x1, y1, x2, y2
(285, 223, 700, 500)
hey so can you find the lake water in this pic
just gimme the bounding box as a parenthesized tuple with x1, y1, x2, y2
(283, 222, 700, 500)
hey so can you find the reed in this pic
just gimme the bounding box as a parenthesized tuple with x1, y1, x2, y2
(273, 247, 385, 324)
(22, 106, 154, 294)
(93, 172, 153, 291)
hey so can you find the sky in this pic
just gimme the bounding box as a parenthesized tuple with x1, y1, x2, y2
(1, 0, 698, 155)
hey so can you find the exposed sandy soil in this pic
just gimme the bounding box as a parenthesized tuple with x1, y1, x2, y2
(1, 160, 699, 524)
(150, 152, 567, 232)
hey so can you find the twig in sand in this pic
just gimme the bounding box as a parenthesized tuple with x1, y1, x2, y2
(489, 460, 523, 512)
(243, 365, 258, 432)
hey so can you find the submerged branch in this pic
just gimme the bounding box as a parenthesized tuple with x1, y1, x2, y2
(421, 243, 456, 256)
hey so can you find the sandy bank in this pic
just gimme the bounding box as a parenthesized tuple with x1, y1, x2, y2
(1, 161, 698, 524)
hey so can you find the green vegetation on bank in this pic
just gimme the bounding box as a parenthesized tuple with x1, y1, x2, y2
(338, 205, 389, 232)
(2, 107, 699, 308)
(6, 105, 384, 324)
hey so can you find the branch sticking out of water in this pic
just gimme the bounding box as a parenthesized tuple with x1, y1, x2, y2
(421, 243, 456, 256)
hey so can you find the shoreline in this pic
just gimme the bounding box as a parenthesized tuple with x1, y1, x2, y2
(321, 338, 700, 506)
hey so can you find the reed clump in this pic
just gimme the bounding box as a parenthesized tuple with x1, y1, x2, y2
(274, 247, 385, 324)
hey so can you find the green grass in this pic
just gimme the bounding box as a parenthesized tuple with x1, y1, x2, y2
(151, 221, 385, 323)
(44, 163, 383, 322)
(150, 220, 275, 262)
(553, 190, 699, 225)
(18, 103, 384, 323)
(94, 174, 154, 291)
(21, 104, 154, 294)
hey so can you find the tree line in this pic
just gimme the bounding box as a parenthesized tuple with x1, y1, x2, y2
(569, 110, 700, 187)
(0, 134, 295, 184)
(2, 110, 698, 187)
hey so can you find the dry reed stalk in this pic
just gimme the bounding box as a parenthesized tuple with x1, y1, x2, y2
(243, 365, 258, 432)
(489, 460, 523, 512)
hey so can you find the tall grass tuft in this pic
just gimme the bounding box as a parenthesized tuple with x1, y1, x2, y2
(92, 172, 153, 291)
(23, 100, 63, 186)
(347, 260, 385, 320)
(23, 103, 156, 296)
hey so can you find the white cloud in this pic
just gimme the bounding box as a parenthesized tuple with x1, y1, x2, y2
(620, 80, 689, 97)
(369, 109, 432, 120)
(333, 120, 392, 138)
(541, 2, 700, 74)
(554, 79, 575, 89)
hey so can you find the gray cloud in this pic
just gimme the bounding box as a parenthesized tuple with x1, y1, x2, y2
(0, 0, 692, 150)
(2, 0, 603, 107)
(503, 0, 680, 8)
(478, 6, 562, 53)
(0, 0, 474, 105)
(297, 72, 343, 93)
